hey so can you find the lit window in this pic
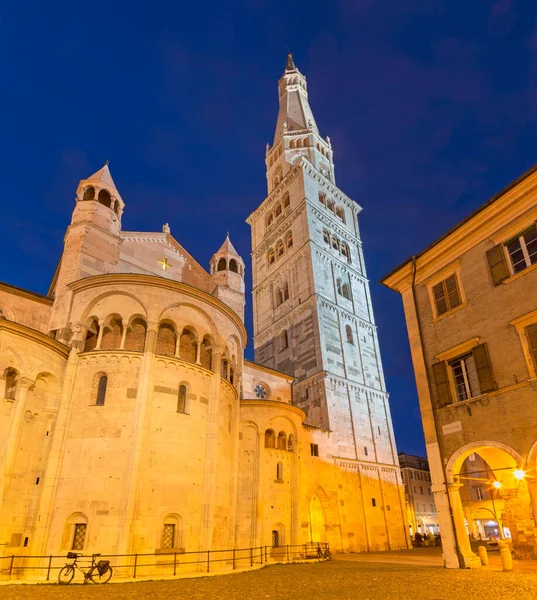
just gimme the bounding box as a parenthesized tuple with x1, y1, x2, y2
(432, 275, 461, 316)
(505, 225, 537, 274)
(449, 353, 481, 402)
(254, 384, 267, 399)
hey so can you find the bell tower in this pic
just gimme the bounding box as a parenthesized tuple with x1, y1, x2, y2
(247, 55, 399, 466)
(210, 235, 246, 321)
(47, 163, 124, 342)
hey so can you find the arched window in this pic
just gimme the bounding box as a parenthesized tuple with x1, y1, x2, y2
(335, 206, 345, 223)
(364, 446, 368, 456)
(278, 146, 282, 156)
(323, 229, 330, 244)
(177, 384, 187, 413)
(336, 278, 342, 295)
(4, 368, 18, 400)
(217, 258, 227, 271)
(268, 250, 275, 266)
(276, 462, 283, 480)
(297, 138, 303, 148)
(97, 189, 111, 208)
(342, 283, 351, 300)
(101, 317, 123, 351)
(288, 434, 295, 452)
(346, 325, 354, 344)
(327, 199, 335, 213)
(114, 200, 120, 215)
(84, 318, 99, 352)
(290, 139, 296, 148)
(332, 236, 340, 251)
(341, 243, 350, 261)
(303, 138, 309, 147)
(277, 432, 287, 450)
(319, 193, 326, 206)
(275, 288, 283, 306)
(161, 514, 183, 550)
(124, 318, 147, 352)
(229, 259, 238, 273)
(96, 375, 107, 406)
(286, 231, 293, 249)
(200, 336, 213, 371)
(280, 329, 288, 350)
(156, 323, 177, 357)
(275, 204, 282, 217)
(265, 429, 276, 448)
(283, 193, 290, 209)
(266, 213, 274, 228)
(277, 241, 285, 257)
(269, 155, 274, 166)
(83, 187, 95, 201)
(179, 329, 197, 363)
(283, 281, 289, 301)
(72, 522, 87, 550)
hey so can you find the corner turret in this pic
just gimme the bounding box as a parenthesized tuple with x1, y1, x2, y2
(209, 235, 245, 321)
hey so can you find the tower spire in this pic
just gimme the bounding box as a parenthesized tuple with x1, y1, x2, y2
(286, 52, 296, 71)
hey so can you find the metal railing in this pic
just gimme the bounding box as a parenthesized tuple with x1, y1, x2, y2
(0, 542, 331, 582)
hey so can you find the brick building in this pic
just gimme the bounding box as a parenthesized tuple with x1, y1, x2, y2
(382, 164, 537, 567)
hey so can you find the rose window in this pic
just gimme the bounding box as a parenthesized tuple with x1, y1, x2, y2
(254, 384, 267, 399)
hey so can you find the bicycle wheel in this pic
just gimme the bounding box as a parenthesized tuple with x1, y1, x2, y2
(90, 565, 113, 584)
(58, 565, 75, 584)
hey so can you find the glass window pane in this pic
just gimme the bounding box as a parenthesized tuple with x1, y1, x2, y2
(433, 283, 447, 315)
(507, 238, 527, 273)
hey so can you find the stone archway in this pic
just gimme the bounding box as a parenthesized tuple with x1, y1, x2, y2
(309, 493, 326, 543)
(446, 442, 536, 562)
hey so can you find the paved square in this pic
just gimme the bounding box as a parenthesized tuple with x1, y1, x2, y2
(3, 556, 537, 600)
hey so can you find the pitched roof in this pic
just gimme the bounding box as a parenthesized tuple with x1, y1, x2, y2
(85, 163, 117, 189)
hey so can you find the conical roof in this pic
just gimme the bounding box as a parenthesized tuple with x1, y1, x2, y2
(216, 233, 240, 256)
(85, 162, 117, 190)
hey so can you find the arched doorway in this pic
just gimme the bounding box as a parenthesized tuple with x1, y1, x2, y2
(447, 442, 536, 562)
(309, 493, 326, 542)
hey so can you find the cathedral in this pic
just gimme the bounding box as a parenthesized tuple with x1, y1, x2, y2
(0, 55, 408, 569)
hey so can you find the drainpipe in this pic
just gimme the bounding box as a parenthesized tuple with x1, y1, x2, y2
(411, 256, 465, 568)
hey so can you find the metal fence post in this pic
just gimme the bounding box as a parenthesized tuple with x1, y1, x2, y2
(286, 544, 289, 562)
(173, 552, 177, 576)
(133, 553, 138, 578)
(250, 547, 253, 567)
(265, 545, 267, 563)
(232, 548, 236, 570)
(46, 555, 52, 581)
(207, 550, 210, 573)
(9, 555, 14, 577)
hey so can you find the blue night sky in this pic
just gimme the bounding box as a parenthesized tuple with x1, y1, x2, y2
(1, 1, 537, 456)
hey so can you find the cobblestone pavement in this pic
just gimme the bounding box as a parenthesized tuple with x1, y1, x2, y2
(3, 558, 537, 600)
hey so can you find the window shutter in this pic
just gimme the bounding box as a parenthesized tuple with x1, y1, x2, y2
(472, 343, 495, 393)
(486, 245, 510, 285)
(432, 361, 452, 408)
(526, 323, 537, 371)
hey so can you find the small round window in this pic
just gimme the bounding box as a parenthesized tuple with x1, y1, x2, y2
(254, 384, 268, 399)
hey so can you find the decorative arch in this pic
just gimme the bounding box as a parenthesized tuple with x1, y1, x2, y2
(446, 441, 523, 484)
(156, 321, 177, 357)
(124, 316, 147, 352)
(98, 189, 112, 208)
(160, 513, 184, 550)
(101, 314, 123, 350)
(80, 291, 147, 326)
(217, 257, 227, 271)
(179, 327, 197, 363)
(83, 187, 95, 201)
(3, 367, 19, 400)
(63, 512, 89, 551)
(277, 431, 287, 450)
(265, 429, 276, 448)
(84, 317, 100, 352)
(229, 259, 238, 273)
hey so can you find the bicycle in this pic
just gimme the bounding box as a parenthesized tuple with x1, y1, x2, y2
(58, 552, 113, 584)
(316, 544, 333, 562)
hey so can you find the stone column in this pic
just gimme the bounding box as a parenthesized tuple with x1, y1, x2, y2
(175, 335, 181, 358)
(120, 319, 128, 350)
(0, 377, 34, 507)
(199, 346, 222, 554)
(95, 319, 105, 350)
(195, 341, 202, 365)
(447, 481, 479, 568)
(116, 321, 158, 559)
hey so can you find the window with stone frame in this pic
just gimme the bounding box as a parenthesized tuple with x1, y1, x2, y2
(268, 250, 275, 266)
(72, 523, 87, 550)
(345, 324, 354, 344)
(310, 443, 319, 457)
(161, 524, 175, 549)
(96, 375, 107, 406)
(177, 385, 187, 413)
(505, 225, 537, 274)
(323, 229, 330, 244)
(433, 343, 495, 407)
(432, 274, 461, 316)
(280, 329, 289, 350)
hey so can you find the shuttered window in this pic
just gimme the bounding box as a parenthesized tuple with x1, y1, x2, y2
(526, 323, 537, 371)
(432, 275, 461, 316)
(449, 353, 480, 402)
(505, 225, 537, 274)
(486, 244, 510, 285)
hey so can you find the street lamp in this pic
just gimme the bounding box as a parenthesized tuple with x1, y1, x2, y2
(513, 469, 525, 481)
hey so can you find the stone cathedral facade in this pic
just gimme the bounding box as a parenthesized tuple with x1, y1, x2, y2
(0, 56, 408, 572)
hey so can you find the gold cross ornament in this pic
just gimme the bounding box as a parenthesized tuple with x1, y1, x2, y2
(158, 258, 171, 271)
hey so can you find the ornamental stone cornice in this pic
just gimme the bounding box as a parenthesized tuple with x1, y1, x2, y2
(67, 273, 247, 346)
(253, 203, 306, 256)
(0, 320, 70, 359)
(318, 297, 375, 332)
(309, 205, 362, 245)
(312, 246, 366, 280)
(334, 457, 399, 472)
(301, 160, 361, 213)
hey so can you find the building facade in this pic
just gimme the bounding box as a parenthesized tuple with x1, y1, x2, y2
(382, 164, 537, 567)
(0, 56, 408, 576)
(398, 453, 438, 536)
